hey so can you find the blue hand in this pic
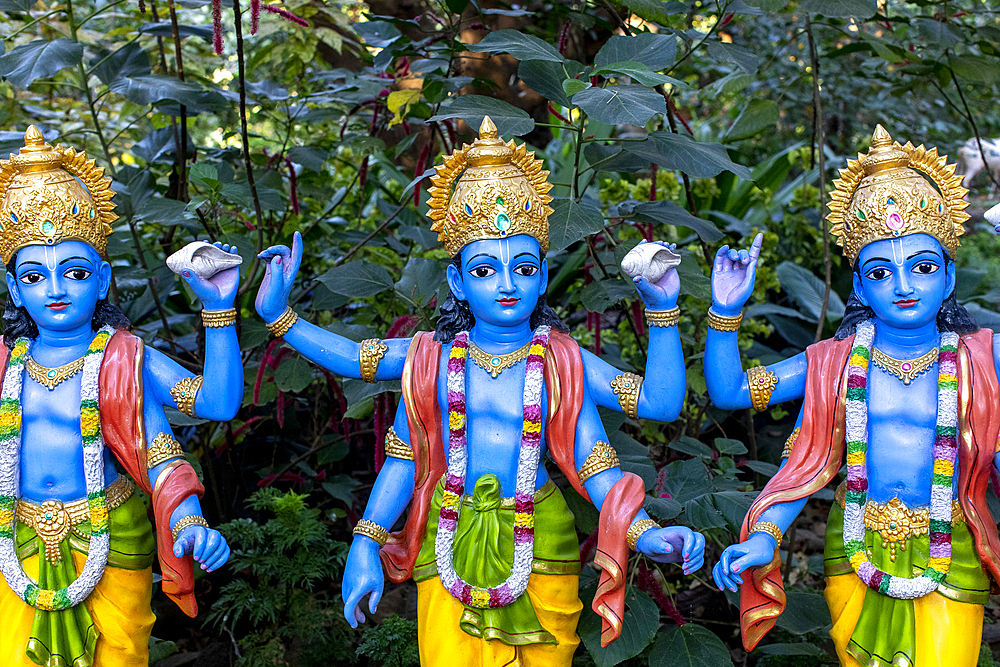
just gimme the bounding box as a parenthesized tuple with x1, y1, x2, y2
(711, 533, 775, 592)
(342, 538, 384, 628)
(632, 241, 681, 310)
(637, 526, 706, 574)
(181, 242, 240, 310)
(172, 525, 231, 573)
(256, 232, 303, 322)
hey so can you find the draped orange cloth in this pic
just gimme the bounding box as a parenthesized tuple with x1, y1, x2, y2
(737, 328, 1000, 651)
(380, 331, 646, 646)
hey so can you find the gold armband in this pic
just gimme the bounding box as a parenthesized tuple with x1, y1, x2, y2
(148, 432, 185, 469)
(611, 372, 643, 420)
(627, 518, 659, 551)
(353, 519, 389, 547)
(746, 365, 778, 411)
(781, 426, 800, 459)
(201, 308, 237, 328)
(170, 376, 203, 418)
(171, 515, 211, 542)
(359, 338, 388, 384)
(707, 308, 743, 332)
(645, 307, 680, 328)
(749, 521, 783, 546)
(267, 306, 299, 338)
(578, 440, 620, 483)
(384, 426, 413, 461)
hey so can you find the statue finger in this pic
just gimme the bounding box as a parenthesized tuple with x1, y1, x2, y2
(712, 562, 726, 590)
(749, 232, 763, 261)
(369, 584, 383, 614)
(191, 527, 210, 561)
(713, 245, 730, 273)
(343, 589, 365, 628)
(205, 544, 230, 572)
(172, 532, 194, 558)
(290, 231, 304, 274)
(683, 554, 704, 575)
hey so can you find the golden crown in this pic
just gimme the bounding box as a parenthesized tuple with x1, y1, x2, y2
(427, 116, 553, 256)
(828, 125, 969, 265)
(0, 126, 117, 264)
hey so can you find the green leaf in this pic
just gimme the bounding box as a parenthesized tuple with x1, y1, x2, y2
(706, 41, 759, 76)
(563, 78, 591, 97)
(0, 39, 83, 89)
(395, 257, 445, 305)
(668, 435, 714, 459)
(135, 197, 191, 226)
(548, 198, 606, 253)
(352, 21, 401, 48)
(109, 75, 227, 113)
(90, 43, 151, 86)
(659, 458, 712, 505)
(427, 94, 534, 137)
(580, 278, 635, 313)
(584, 144, 650, 173)
(725, 99, 779, 141)
(775, 592, 832, 634)
(675, 250, 711, 301)
(623, 132, 753, 180)
(317, 261, 395, 298)
(287, 146, 329, 172)
(579, 590, 659, 667)
(757, 643, 826, 656)
(343, 379, 398, 419)
(474, 29, 565, 63)
(949, 55, 1000, 84)
(649, 624, 734, 667)
(273, 357, 313, 393)
(799, 0, 876, 17)
(519, 59, 585, 108)
(614, 0, 688, 24)
(745, 460, 779, 477)
(0, 0, 36, 10)
(741, 0, 787, 9)
(139, 22, 213, 41)
(711, 491, 756, 534)
(573, 85, 666, 126)
(445, 0, 469, 14)
(645, 496, 681, 520)
(592, 61, 685, 88)
(915, 19, 960, 48)
(615, 200, 723, 243)
(714, 438, 747, 455)
(322, 474, 362, 506)
(776, 261, 845, 322)
(594, 33, 677, 72)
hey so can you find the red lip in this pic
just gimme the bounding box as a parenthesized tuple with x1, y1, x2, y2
(894, 299, 919, 308)
(46, 302, 70, 311)
(497, 298, 520, 307)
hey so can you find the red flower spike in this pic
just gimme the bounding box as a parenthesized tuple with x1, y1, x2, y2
(212, 0, 224, 55)
(261, 3, 309, 27)
(250, 0, 260, 34)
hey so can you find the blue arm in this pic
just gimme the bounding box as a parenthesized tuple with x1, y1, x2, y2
(280, 321, 410, 381)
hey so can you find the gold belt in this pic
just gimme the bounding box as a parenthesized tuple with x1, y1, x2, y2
(15, 476, 134, 564)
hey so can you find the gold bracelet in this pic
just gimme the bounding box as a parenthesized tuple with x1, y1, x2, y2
(359, 338, 388, 384)
(746, 365, 779, 411)
(781, 426, 800, 459)
(749, 521, 783, 547)
(353, 519, 389, 547)
(627, 518, 660, 551)
(267, 306, 299, 337)
(578, 440, 620, 483)
(610, 372, 643, 420)
(147, 432, 185, 469)
(384, 426, 414, 461)
(707, 308, 743, 332)
(171, 515, 211, 542)
(645, 307, 680, 328)
(201, 308, 237, 328)
(170, 376, 203, 418)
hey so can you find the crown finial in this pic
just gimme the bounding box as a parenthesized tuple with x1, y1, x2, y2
(862, 124, 909, 175)
(870, 124, 892, 150)
(22, 125, 45, 150)
(479, 116, 498, 140)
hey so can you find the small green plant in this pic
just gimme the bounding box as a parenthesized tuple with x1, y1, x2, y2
(356, 615, 420, 667)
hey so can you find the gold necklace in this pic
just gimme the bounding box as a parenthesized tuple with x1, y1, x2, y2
(870, 346, 938, 385)
(467, 340, 532, 379)
(25, 355, 86, 390)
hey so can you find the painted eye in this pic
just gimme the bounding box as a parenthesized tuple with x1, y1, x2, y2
(865, 267, 890, 281)
(913, 262, 939, 275)
(64, 269, 92, 281)
(18, 272, 43, 285)
(470, 266, 496, 278)
(514, 265, 538, 277)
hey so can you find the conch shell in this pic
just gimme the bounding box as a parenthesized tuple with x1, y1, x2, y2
(986, 203, 1000, 228)
(620, 241, 681, 284)
(166, 241, 243, 279)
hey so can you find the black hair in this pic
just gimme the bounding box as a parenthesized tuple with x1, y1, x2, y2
(834, 254, 979, 339)
(433, 254, 569, 343)
(3, 254, 131, 348)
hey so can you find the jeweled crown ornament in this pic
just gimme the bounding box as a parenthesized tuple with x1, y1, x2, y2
(828, 124, 969, 265)
(0, 125, 117, 263)
(427, 116, 553, 256)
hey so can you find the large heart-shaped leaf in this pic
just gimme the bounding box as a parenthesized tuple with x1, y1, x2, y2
(427, 95, 534, 137)
(592, 61, 686, 88)
(579, 590, 659, 667)
(725, 99, 779, 141)
(90, 43, 151, 86)
(594, 33, 677, 71)
(518, 59, 585, 108)
(548, 198, 606, 253)
(615, 200, 723, 242)
(317, 261, 395, 298)
(649, 624, 734, 667)
(799, 0, 876, 17)
(706, 41, 759, 76)
(109, 75, 227, 113)
(574, 85, 666, 126)
(776, 261, 845, 322)
(623, 131, 752, 180)
(473, 29, 564, 63)
(0, 39, 83, 89)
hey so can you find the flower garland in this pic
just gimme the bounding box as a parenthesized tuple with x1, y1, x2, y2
(434, 326, 550, 609)
(0, 328, 114, 611)
(843, 320, 958, 599)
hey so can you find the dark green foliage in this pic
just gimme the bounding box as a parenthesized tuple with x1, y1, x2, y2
(356, 615, 420, 667)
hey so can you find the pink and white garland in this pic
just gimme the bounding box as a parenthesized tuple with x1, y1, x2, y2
(434, 326, 550, 609)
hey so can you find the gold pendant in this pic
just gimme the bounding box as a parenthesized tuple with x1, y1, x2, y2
(870, 346, 938, 385)
(25, 356, 86, 391)
(467, 340, 531, 379)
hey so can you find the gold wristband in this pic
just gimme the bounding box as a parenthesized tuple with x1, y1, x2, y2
(170, 376, 203, 418)
(147, 432, 185, 469)
(267, 306, 299, 337)
(610, 372, 643, 420)
(201, 308, 237, 328)
(171, 515, 211, 542)
(359, 338, 388, 384)
(707, 308, 743, 332)
(749, 521, 783, 547)
(353, 519, 389, 547)
(578, 440, 620, 484)
(627, 518, 660, 551)
(781, 426, 800, 459)
(384, 426, 414, 461)
(746, 365, 778, 411)
(645, 307, 680, 328)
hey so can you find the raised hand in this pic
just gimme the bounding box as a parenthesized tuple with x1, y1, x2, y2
(181, 242, 240, 311)
(255, 231, 304, 322)
(173, 524, 231, 573)
(636, 526, 706, 574)
(631, 241, 681, 311)
(711, 533, 775, 592)
(711, 233, 763, 316)
(342, 539, 385, 628)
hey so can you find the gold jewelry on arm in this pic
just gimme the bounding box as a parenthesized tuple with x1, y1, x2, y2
(749, 521, 783, 546)
(148, 433, 185, 469)
(746, 365, 778, 412)
(645, 307, 680, 328)
(707, 309, 743, 332)
(578, 441, 620, 484)
(170, 376, 203, 418)
(171, 515, 211, 542)
(359, 339, 389, 383)
(267, 306, 299, 337)
(353, 519, 390, 547)
(781, 427, 801, 459)
(610, 372, 643, 419)
(627, 518, 660, 551)
(384, 426, 414, 461)
(201, 308, 237, 328)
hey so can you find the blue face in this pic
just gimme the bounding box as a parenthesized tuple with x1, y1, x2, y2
(853, 233, 955, 330)
(446, 235, 548, 329)
(5, 241, 112, 334)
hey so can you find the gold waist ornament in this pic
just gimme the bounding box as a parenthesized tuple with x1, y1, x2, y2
(862, 495, 964, 562)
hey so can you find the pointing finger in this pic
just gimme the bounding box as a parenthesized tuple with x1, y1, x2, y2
(749, 233, 763, 261)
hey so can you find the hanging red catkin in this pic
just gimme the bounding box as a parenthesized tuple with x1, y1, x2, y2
(250, 0, 260, 34)
(212, 0, 224, 55)
(260, 3, 309, 27)
(650, 163, 658, 201)
(285, 157, 300, 214)
(358, 155, 369, 189)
